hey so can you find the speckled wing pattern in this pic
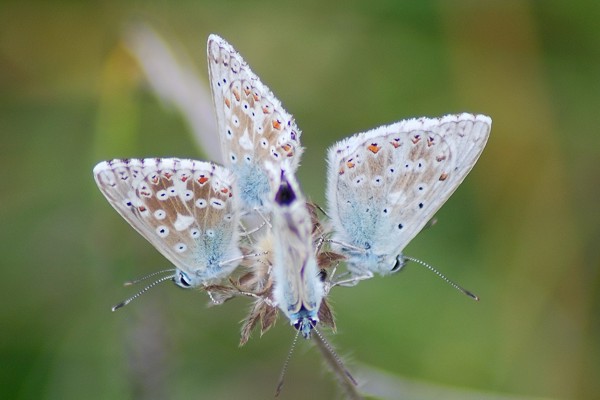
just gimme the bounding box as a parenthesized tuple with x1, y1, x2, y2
(93, 158, 242, 286)
(326, 113, 491, 274)
(207, 34, 303, 211)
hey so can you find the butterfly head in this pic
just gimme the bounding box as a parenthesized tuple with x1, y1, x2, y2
(291, 311, 319, 339)
(342, 246, 406, 277)
(173, 269, 200, 289)
(391, 255, 408, 273)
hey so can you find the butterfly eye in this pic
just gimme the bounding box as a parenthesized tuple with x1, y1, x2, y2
(391, 256, 407, 273)
(175, 271, 192, 288)
(318, 269, 327, 282)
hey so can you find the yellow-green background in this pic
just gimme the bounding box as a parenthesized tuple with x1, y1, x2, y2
(2, 1, 598, 399)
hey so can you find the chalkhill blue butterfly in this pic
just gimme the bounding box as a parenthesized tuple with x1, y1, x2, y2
(207, 34, 303, 213)
(326, 113, 491, 284)
(270, 168, 324, 339)
(268, 167, 356, 396)
(94, 158, 243, 308)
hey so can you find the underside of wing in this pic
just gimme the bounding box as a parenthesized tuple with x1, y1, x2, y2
(93, 158, 241, 283)
(326, 113, 491, 256)
(207, 35, 303, 210)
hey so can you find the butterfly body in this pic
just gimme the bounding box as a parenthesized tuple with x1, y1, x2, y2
(93, 158, 242, 288)
(326, 113, 491, 277)
(271, 170, 323, 338)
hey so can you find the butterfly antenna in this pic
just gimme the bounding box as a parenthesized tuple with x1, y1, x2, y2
(312, 326, 358, 387)
(238, 220, 267, 237)
(275, 328, 301, 397)
(111, 275, 174, 311)
(315, 202, 328, 216)
(404, 256, 479, 301)
(326, 239, 368, 254)
(314, 234, 326, 255)
(123, 268, 176, 286)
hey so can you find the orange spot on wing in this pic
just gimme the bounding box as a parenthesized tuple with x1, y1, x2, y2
(367, 143, 381, 154)
(262, 106, 270, 114)
(138, 206, 147, 212)
(221, 188, 229, 194)
(198, 176, 209, 184)
(439, 172, 448, 181)
(244, 87, 251, 96)
(253, 92, 260, 101)
(272, 119, 282, 130)
(390, 139, 401, 148)
(224, 98, 231, 108)
(281, 144, 294, 157)
(232, 89, 240, 102)
(338, 167, 345, 175)
(346, 160, 355, 169)
(181, 176, 188, 182)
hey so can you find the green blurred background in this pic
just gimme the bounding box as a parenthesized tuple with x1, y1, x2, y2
(2, 1, 599, 399)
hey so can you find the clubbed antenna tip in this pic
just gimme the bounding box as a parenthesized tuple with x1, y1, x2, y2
(110, 274, 174, 311)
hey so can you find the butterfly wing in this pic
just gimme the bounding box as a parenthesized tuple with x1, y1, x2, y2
(207, 35, 303, 211)
(326, 113, 491, 273)
(93, 158, 242, 285)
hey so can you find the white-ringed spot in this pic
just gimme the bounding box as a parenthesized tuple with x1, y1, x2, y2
(174, 243, 187, 253)
(182, 190, 194, 201)
(156, 226, 169, 238)
(190, 228, 201, 239)
(372, 175, 384, 187)
(210, 198, 225, 209)
(156, 190, 168, 200)
(195, 198, 207, 208)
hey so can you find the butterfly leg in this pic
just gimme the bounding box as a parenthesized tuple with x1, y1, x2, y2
(254, 208, 272, 229)
(331, 270, 374, 288)
(239, 220, 268, 237)
(205, 277, 276, 306)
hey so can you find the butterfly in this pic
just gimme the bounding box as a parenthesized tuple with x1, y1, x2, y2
(325, 113, 491, 281)
(207, 34, 303, 213)
(199, 166, 337, 342)
(270, 168, 325, 339)
(93, 158, 243, 296)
